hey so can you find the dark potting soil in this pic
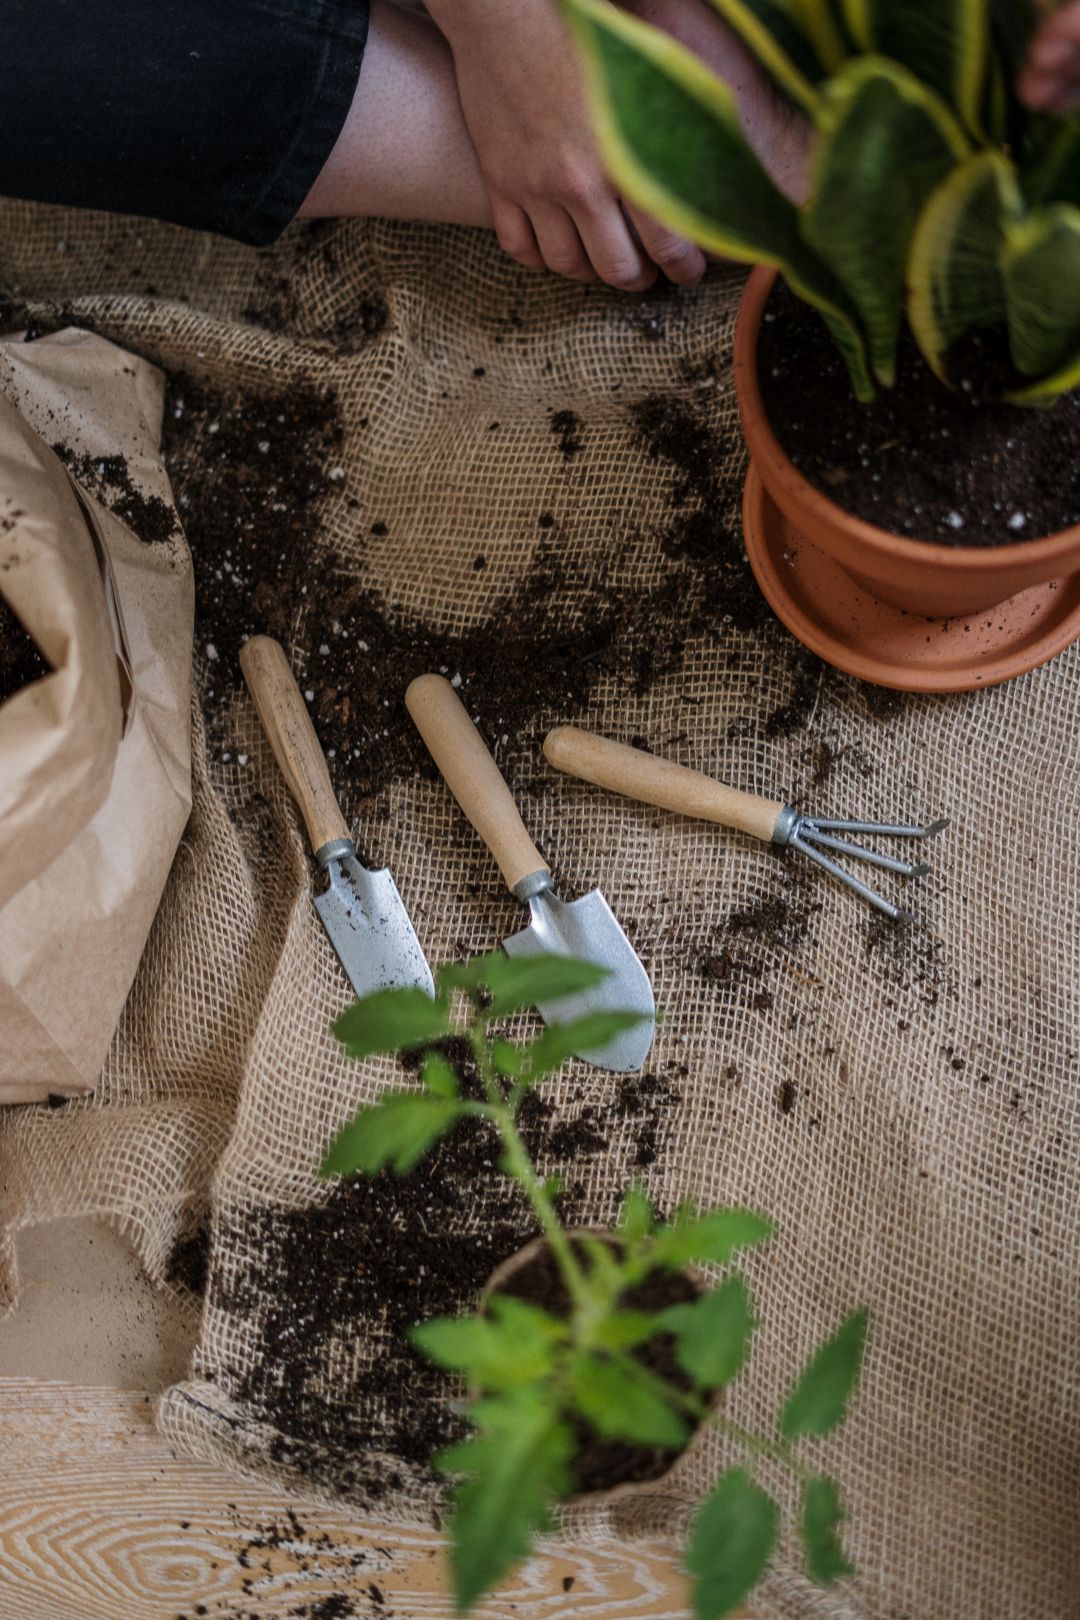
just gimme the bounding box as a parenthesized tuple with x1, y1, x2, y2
(494, 1237, 701, 1496)
(166, 1224, 211, 1297)
(0, 596, 50, 702)
(758, 277, 1080, 546)
(49, 443, 178, 546)
(160, 360, 835, 812)
(207, 1043, 684, 1498)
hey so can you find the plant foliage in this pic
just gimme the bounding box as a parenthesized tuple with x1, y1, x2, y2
(320, 952, 868, 1617)
(562, 0, 1080, 404)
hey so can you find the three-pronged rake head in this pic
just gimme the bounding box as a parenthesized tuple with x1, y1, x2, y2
(772, 808, 950, 924)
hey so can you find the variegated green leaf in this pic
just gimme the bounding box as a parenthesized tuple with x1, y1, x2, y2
(839, 0, 989, 129)
(563, 0, 873, 398)
(802, 58, 968, 382)
(703, 0, 827, 112)
(1024, 121, 1080, 209)
(908, 151, 1021, 381)
(786, 0, 848, 71)
(1003, 205, 1080, 397)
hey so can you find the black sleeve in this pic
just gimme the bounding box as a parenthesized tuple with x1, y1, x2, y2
(0, 0, 370, 246)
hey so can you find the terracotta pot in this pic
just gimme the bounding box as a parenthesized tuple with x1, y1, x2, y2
(483, 1228, 716, 1509)
(733, 266, 1080, 619)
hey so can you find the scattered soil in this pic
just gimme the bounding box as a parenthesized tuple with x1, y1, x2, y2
(0, 595, 49, 702)
(50, 444, 177, 545)
(550, 407, 584, 460)
(759, 277, 1080, 545)
(166, 1225, 210, 1298)
(494, 1234, 702, 1496)
(207, 1502, 390, 1619)
(700, 879, 821, 996)
(206, 1043, 681, 1502)
(862, 911, 952, 1009)
(160, 369, 343, 679)
(158, 360, 868, 815)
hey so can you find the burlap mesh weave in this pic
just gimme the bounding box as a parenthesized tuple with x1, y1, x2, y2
(0, 199, 1077, 1620)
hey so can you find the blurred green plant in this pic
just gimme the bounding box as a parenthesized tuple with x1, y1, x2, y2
(321, 952, 868, 1618)
(561, 0, 1080, 404)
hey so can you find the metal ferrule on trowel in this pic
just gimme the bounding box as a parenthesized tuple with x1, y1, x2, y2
(405, 676, 655, 1072)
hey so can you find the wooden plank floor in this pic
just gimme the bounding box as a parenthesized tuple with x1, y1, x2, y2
(0, 1378, 696, 1620)
(0, 1220, 705, 1620)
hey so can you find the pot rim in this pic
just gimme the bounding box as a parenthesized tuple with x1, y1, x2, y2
(481, 1227, 715, 1511)
(735, 265, 1080, 574)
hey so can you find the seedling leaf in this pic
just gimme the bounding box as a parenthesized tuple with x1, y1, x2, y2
(522, 1010, 652, 1080)
(438, 1390, 575, 1612)
(570, 1353, 689, 1448)
(685, 1467, 779, 1620)
(800, 1475, 856, 1584)
(781, 1308, 869, 1439)
(411, 1299, 565, 1389)
(484, 953, 610, 1016)
(333, 988, 449, 1059)
(659, 1273, 756, 1388)
(320, 1094, 463, 1178)
(591, 1310, 663, 1351)
(652, 1207, 775, 1270)
(618, 1181, 655, 1242)
(421, 1052, 460, 1098)
(491, 1038, 525, 1078)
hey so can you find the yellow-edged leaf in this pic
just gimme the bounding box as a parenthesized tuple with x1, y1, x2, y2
(1024, 120, 1080, 210)
(839, 0, 989, 130)
(703, 0, 827, 113)
(788, 0, 849, 70)
(1002, 204, 1080, 395)
(907, 150, 1021, 382)
(563, 0, 874, 398)
(802, 57, 969, 383)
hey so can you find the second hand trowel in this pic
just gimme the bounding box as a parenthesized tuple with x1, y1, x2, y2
(405, 675, 654, 1072)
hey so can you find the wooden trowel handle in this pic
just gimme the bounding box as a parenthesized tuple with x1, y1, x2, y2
(544, 726, 784, 844)
(240, 636, 350, 856)
(406, 675, 549, 893)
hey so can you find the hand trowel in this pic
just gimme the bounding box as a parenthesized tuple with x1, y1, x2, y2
(405, 674, 654, 1071)
(241, 636, 434, 998)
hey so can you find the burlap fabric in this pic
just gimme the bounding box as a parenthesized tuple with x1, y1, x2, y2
(0, 199, 1076, 1620)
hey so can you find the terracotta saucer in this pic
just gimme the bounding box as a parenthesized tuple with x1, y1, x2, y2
(742, 465, 1080, 693)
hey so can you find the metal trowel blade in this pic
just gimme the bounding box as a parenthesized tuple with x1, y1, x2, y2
(503, 888, 655, 1072)
(315, 851, 435, 999)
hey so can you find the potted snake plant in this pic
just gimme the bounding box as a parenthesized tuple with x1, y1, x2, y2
(563, 0, 1080, 690)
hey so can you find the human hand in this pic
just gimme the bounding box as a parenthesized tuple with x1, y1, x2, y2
(1019, 1, 1080, 112)
(424, 0, 707, 290)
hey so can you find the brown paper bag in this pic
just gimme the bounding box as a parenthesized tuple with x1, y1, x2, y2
(0, 329, 192, 1102)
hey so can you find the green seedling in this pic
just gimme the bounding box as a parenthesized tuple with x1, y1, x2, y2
(321, 951, 868, 1619)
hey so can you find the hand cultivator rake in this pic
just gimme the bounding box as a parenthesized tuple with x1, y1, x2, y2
(545, 727, 950, 924)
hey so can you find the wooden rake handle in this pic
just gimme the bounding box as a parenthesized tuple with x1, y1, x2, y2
(406, 675, 549, 894)
(240, 635, 350, 856)
(544, 726, 784, 844)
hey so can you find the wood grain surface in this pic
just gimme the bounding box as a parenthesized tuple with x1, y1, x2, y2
(0, 1379, 700, 1620)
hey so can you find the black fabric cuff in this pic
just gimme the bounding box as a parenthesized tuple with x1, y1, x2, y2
(0, 0, 370, 247)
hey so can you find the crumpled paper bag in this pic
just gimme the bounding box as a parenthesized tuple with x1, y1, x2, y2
(0, 329, 192, 1102)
